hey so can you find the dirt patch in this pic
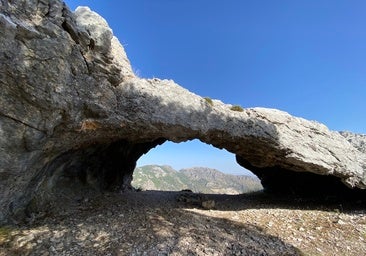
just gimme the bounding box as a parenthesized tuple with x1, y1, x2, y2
(0, 191, 365, 255)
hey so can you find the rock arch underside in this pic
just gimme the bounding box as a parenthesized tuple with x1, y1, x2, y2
(1, 1, 366, 224)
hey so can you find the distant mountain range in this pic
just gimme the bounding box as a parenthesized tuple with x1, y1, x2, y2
(132, 165, 263, 194)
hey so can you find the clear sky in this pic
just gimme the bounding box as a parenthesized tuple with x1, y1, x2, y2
(65, 1, 366, 175)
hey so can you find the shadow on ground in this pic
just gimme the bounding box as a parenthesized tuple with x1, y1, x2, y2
(204, 191, 366, 213)
(2, 190, 366, 255)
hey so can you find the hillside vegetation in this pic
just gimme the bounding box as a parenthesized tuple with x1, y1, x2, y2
(132, 165, 262, 194)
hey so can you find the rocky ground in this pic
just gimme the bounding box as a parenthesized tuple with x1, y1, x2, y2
(0, 190, 365, 256)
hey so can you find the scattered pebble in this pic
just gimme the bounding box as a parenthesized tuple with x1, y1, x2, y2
(1, 191, 365, 255)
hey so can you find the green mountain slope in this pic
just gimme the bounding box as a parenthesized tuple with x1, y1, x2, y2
(132, 165, 263, 194)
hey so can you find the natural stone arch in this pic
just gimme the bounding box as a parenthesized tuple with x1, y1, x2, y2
(1, 1, 365, 223)
(18, 130, 365, 222)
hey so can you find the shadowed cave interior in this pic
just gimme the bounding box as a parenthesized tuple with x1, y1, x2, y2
(24, 138, 365, 213)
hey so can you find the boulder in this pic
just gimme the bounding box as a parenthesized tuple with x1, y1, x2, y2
(0, 0, 365, 223)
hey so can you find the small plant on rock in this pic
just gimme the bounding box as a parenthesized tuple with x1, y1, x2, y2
(230, 105, 244, 112)
(203, 97, 214, 106)
(0, 226, 13, 244)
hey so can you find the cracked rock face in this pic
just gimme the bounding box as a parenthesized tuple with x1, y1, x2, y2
(0, 0, 365, 223)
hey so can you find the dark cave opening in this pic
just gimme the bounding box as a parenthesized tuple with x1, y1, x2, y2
(44, 138, 167, 193)
(21, 138, 365, 219)
(40, 138, 366, 201)
(237, 156, 366, 199)
(13, 138, 167, 220)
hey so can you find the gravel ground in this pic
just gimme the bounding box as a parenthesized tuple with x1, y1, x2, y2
(1, 191, 365, 255)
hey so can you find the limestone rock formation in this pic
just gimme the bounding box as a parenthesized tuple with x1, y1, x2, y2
(0, 0, 365, 223)
(339, 131, 366, 154)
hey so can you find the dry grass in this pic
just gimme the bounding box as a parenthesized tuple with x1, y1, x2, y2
(203, 97, 214, 106)
(230, 105, 244, 112)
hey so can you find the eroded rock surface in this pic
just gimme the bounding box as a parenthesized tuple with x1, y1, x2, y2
(0, 0, 365, 223)
(340, 131, 366, 154)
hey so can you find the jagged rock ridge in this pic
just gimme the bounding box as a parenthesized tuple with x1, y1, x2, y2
(132, 165, 262, 194)
(0, 0, 365, 223)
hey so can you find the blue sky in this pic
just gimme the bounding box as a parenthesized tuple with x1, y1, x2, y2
(65, 1, 366, 175)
